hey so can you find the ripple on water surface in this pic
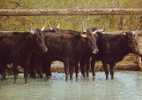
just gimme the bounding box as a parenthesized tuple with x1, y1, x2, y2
(0, 71, 142, 100)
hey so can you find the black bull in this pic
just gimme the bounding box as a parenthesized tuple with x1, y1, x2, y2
(29, 28, 99, 80)
(89, 30, 142, 80)
(0, 30, 47, 83)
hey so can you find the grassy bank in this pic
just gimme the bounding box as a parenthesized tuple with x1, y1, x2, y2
(0, 0, 142, 31)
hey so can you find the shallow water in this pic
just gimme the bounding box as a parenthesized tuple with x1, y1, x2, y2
(0, 71, 142, 100)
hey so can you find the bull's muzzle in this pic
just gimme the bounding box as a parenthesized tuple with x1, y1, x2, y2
(92, 48, 99, 54)
(41, 45, 48, 53)
(44, 47, 48, 52)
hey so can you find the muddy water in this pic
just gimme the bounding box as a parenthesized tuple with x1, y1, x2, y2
(0, 71, 142, 100)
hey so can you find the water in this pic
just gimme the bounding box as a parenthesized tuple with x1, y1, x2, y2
(0, 71, 142, 100)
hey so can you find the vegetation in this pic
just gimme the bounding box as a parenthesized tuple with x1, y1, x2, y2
(0, 0, 142, 31)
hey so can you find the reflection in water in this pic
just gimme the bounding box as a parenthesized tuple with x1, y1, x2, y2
(0, 71, 142, 100)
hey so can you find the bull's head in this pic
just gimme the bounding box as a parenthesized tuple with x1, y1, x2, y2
(30, 28, 48, 54)
(81, 27, 104, 54)
(124, 31, 139, 54)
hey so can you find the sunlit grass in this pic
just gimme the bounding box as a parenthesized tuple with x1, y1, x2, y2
(0, 0, 142, 31)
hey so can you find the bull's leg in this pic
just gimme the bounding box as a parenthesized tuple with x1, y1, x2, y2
(47, 66, 51, 77)
(64, 59, 69, 81)
(86, 60, 90, 79)
(91, 59, 96, 80)
(39, 72, 43, 79)
(44, 61, 51, 80)
(80, 61, 85, 79)
(29, 68, 36, 79)
(69, 66, 73, 80)
(69, 61, 74, 80)
(29, 58, 36, 79)
(109, 63, 115, 80)
(13, 64, 18, 84)
(0, 64, 6, 80)
(1, 71, 6, 80)
(36, 67, 43, 79)
(1, 70, 6, 80)
(24, 66, 28, 84)
(102, 62, 109, 80)
(64, 66, 68, 81)
(2, 70, 6, 80)
(29, 72, 36, 79)
(0, 68, 2, 80)
(64, 67, 68, 81)
(75, 63, 79, 81)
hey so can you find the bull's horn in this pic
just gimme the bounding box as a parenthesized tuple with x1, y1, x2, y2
(57, 23, 60, 29)
(92, 30, 98, 34)
(47, 22, 53, 30)
(82, 21, 86, 32)
(83, 29, 87, 32)
(85, 21, 88, 32)
(41, 27, 45, 31)
(81, 34, 87, 38)
(41, 23, 47, 31)
(48, 22, 51, 27)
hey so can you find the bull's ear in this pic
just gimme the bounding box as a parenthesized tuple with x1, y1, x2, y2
(92, 30, 98, 34)
(95, 31, 103, 37)
(98, 29, 104, 32)
(131, 31, 136, 35)
(49, 27, 53, 31)
(96, 31, 103, 35)
(122, 32, 126, 35)
(92, 29, 104, 34)
(131, 31, 138, 39)
(123, 31, 132, 36)
(123, 31, 135, 38)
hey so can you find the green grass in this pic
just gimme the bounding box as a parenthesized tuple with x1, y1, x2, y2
(0, 0, 142, 31)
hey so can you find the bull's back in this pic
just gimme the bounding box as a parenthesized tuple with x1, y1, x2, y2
(98, 34, 129, 63)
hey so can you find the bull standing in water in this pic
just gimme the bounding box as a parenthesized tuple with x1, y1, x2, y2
(29, 27, 99, 81)
(88, 28, 141, 80)
(0, 29, 47, 83)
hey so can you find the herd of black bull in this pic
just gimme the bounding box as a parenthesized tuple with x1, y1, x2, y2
(0, 27, 141, 83)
